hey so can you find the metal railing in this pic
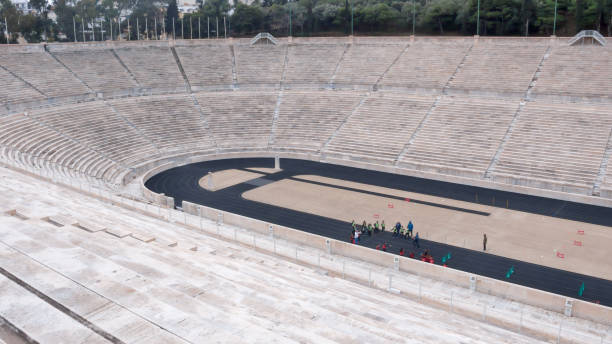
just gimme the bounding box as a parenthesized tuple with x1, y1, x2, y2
(568, 30, 607, 46)
(250, 32, 278, 45)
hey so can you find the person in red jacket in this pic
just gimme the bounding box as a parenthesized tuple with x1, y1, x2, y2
(399, 248, 405, 256)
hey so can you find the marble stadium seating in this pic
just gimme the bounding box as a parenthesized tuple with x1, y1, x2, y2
(0, 37, 610, 200)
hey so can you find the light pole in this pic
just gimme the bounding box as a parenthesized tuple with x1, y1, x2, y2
(552, 0, 558, 35)
(351, 0, 354, 35)
(476, 0, 480, 35)
(289, 1, 292, 37)
(412, 0, 416, 35)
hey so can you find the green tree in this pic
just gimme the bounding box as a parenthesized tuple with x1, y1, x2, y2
(0, 0, 20, 43)
(166, 0, 179, 34)
(232, 2, 264, 34)
(299, 0, 318, 34)
(359, 3, 400, 31)
(199, 0, 230, 20)
(535, 0, 570, 34)
(421, 0, 460, 34)
(53, 0, 78, 41)
(575, 0, 585, 31)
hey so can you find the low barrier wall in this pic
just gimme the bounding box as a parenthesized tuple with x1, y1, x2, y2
(137, 150, 612, 208)
(178, 199, 612, 327)
(137, 152, 612, 325)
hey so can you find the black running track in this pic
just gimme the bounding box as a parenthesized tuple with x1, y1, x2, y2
(146, 158, 612, 306)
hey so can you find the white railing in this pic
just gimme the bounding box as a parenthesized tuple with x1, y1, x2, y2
(250, 32, 278, 45)
(568, 30, 607, 46)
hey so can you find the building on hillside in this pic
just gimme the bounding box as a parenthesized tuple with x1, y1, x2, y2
(178, 0, 198, 13)
(11, 0, 34, 13)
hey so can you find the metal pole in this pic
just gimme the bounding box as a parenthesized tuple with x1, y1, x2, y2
(190, 16, 193, 39)
(4, 17, 7, 43)
(351, 0, 354, 35)
(145, 17, 148, 40)
(476, 0, 480, 35)
(172, 17, 175, 39)
(223, 16, 226, 39)
(73, 16, 77, 42)
(128, 18, 131, 40)
(155, 17, 157, 39)
(101, 18, 104, 41)
(207, 17, 210, 39)
(82, 18, 86, 42)
(181, 18, 184, 39)
(289, 2, 292, 36)
(412, 0, 416, 35)
(198, 17, 201, 38)
(110, 18, 113, 41)
(216, 17, 219, 38)
(91, 19, 95, 41)
(553, 0, 558, 35)
(137, 17, 139, 40)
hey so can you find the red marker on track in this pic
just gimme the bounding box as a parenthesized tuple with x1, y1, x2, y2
(577, 230, 585, 235)
(574, 241, 582, 246)
(388, 203, 394, 208)
(405, 198, 410, 202)
(556, 252, 565, 258)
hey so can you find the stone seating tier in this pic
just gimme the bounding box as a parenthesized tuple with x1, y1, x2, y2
(0, 67, 45, 104)
(52, 50, 137, 93)
(0, 51, 90, 98)
(114, 46, 186, 89)
(175, 45, 234, 87)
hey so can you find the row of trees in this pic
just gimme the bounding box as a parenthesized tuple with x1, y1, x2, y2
(1, 0, 611, 43)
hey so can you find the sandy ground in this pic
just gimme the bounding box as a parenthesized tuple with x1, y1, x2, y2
(199, 169, 263, 191)
(243, 175, 612, 280)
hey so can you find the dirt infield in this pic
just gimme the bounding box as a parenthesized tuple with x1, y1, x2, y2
(243, 174, 612, 280)
(199, 169, 264, 191)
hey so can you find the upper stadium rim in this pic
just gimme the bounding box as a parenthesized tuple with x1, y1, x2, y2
(1, 35, 611, 207)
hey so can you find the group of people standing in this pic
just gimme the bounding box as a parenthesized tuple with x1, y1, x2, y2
(349, 219, 420, 249)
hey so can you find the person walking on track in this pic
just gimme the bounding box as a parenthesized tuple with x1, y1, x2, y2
(483, 233, 487, 251)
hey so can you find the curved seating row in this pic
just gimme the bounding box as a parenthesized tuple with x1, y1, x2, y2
(1, 90, 611, 201)
(2, 40, 610, 112)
